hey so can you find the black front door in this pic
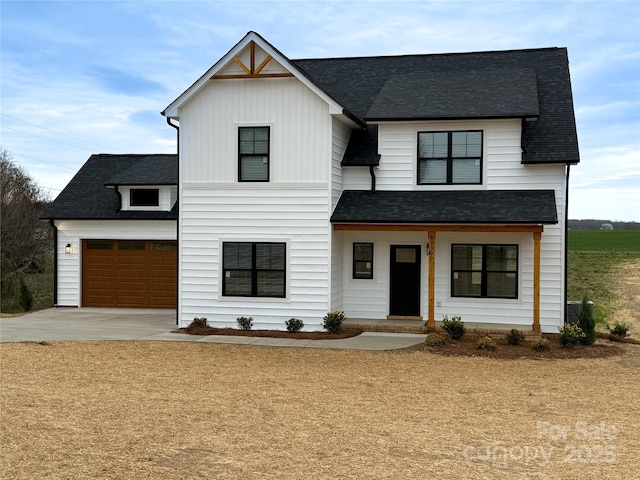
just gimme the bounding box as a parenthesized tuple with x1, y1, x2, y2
(389, 245, 421, 316)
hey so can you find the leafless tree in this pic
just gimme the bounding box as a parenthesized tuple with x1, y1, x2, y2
(1, 148, 52, 310)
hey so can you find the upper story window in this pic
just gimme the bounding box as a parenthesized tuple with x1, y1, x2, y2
(130, 188, 159, 207)
(239, 126, 270, 182)
(418, 131, 482, 185)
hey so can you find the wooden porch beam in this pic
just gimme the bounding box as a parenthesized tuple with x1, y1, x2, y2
(333, 223, 544, 233)
(533, 231, 541, 332)
(427, 231, 436, 329)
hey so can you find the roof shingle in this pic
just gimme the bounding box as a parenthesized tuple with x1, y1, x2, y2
(330, 190, 558, 224)
(42, 154, 177, 220)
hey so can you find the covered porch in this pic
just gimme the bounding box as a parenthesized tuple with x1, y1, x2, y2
(331, 189, 559, 333)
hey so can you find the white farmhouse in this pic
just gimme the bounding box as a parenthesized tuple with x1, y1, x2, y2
(44, 32, 580, 333)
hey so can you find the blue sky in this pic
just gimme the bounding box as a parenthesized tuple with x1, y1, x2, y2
(1, 0, 639, 220)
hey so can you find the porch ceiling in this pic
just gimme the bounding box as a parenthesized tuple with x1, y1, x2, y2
(330, 189, 558, 225)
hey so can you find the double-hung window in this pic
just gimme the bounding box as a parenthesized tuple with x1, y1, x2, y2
(239, 127, 270, 182)
(223, 242, 285, 297)
(451, 244, 518, 299)
(418, 131, 482, 184)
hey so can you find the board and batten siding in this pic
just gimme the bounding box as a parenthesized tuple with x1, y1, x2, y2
(179, 185, 331, 329)
(339, 119, 568, 332)
(53, 220, 176, 307)
(179, 77, 331, 184)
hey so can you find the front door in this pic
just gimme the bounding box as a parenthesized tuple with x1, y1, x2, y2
(389, 245, 421, 316)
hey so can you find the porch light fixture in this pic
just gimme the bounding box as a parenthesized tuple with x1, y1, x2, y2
(65, 244, 72, 255)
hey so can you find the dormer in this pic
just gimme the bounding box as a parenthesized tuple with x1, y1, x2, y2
(117, 185, 177, 212)
(104, 154, 177, 212)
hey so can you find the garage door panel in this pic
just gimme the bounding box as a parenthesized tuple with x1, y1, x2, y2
(83, 240, 176, 308)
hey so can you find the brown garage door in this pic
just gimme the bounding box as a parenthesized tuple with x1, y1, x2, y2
(82, 240, 177, 308)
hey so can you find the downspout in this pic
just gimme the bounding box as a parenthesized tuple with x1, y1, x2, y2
(114, 185, 122, 212)
(167, 117, 180, 326)
(564, 164, 571, 324)
(369, 165, 376, 191)
(49, 219, 58, 306)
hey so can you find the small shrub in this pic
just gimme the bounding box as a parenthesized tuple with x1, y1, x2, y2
(532, 337, 550, 351)
(190, 317, 208, 328)
(424, 333, 445, 347)
(18, 277, 34, 312)
(285, 318, 304, 333)
(441, 315, 465, 340)
(608, 321, 630, 338)
(477, 336, 496, 351)
(323, 310, 346, 334)
(506, 329, 526, 346)
(236, 316, 253, 331)
(559, 323, 586, 348)
(577, 296, 596, 345)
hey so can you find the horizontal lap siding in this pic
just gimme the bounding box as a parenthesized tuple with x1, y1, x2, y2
(340, 119, 567, 330)
(332, 119, 350, 208)
(341, 231, 430, 319)
(54, 220, 176, 307)
(435, 232, 534, 327)
(179, 186, 330, 329)
(330, 120, 351, 311)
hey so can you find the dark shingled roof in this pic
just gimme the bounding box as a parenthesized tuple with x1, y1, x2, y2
(330, 190, 558, 224)
(42, 154, 177, 220)
(342, 125, 380, 166)
(106, 155, 177, 185)
(292, 47, 579, 165)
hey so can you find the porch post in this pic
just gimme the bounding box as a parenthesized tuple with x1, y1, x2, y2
(533, 231, 541, 332)
(427, 231, 436, 329)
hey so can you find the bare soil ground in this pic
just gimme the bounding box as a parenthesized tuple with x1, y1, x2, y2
(1, 259, 639, 479)
(610, 259, 640, 337)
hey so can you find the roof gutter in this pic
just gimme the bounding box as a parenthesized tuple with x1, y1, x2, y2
(166, 117, 180, 327)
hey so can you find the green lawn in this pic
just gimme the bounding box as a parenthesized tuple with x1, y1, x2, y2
(568, 230, 640, 325)
(568, 229, 640, 252)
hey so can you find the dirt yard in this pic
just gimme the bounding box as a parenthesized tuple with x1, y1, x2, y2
(2, 258, 639, 479)
(1, 339, 639, 479)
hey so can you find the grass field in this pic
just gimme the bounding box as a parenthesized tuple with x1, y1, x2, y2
(567, 230, 640, 325)
(568, 230, 640, 252)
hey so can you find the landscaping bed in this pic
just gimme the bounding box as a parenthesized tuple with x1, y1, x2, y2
(421, 332, 625, 360)
(179, 324, 363, 340)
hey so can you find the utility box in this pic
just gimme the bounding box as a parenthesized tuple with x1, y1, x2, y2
(566, 301, 594, 325)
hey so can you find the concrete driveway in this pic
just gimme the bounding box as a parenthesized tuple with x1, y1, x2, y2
(0, 308, 426, 350)
(0, 308, 177, 343)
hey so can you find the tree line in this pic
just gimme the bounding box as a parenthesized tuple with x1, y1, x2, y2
(1, 148, 53, 312)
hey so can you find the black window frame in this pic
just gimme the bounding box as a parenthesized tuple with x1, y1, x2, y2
(238, 126, 270, 182)
(130, 188, 160, 207)
(222, 241, 286, 298)
(352, 242, 374, 279)
(451, 244, 518, 299)
(417, 130, 483, 185)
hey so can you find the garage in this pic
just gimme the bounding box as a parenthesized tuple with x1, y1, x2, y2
(82, 240, 177, 308)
